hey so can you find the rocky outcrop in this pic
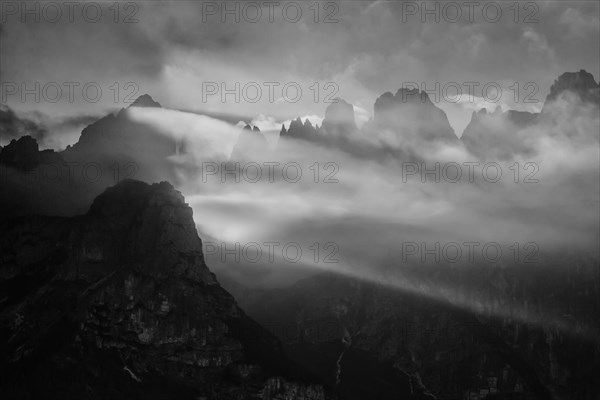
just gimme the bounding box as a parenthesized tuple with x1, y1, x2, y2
(0, 180, 329, 399)
(544, 70, 600, 106)
(0, 135, 63, 171)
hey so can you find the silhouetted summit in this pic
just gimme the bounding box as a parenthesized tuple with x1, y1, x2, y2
(545, 69, 600, 104)
(0, 135, 63, 170)
(63, 95, 176, 166)
(128, 94, 162, 108)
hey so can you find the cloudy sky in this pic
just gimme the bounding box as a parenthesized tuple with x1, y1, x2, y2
(1, 0, 599, 139)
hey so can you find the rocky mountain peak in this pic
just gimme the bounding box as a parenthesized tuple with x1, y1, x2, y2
(128, 94, 162, 108)
(0, 135, 63, 170)
(372, 88, 456, 141)
(82, 179, 215, 284)
(0, 135, 39, 162)
(64, 95, 176, 163)
(545, 69, 600, 104)
(280, 117, 320, 142)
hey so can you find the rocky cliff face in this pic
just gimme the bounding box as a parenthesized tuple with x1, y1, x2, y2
(0, 180, 329, 400)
